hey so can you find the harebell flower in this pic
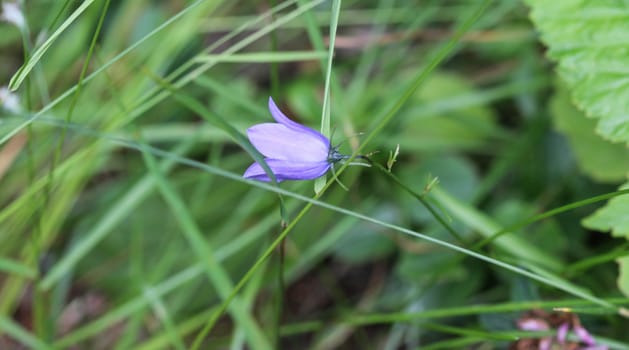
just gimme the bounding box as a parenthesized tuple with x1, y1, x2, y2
(244, 97, 364, 182)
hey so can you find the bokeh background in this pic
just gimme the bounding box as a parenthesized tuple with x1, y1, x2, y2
(1, 0, 629, 349)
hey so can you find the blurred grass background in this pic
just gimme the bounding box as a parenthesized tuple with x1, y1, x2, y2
(1, 0, 628, 349)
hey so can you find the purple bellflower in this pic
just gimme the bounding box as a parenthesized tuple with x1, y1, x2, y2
(243, 97, 347, 182)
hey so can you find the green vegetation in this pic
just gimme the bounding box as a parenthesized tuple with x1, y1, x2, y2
(1, 0, 628, 348)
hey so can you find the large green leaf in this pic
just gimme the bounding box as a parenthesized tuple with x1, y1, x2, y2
(550, 81, 629, 183)
(583, 182, 629, 238)
(526, 0, 629, 144)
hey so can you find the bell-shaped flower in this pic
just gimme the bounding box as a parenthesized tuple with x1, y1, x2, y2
(244, 97, 344, 182)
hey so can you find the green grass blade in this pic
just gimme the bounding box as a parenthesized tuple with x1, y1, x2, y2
(139, 141, 272, 350)
(194, 51, 327, 63)
(0, 315, 53, 350)
(8, 0, 98, 90)
(314, 0, 341, 196)
(0, 258, 36, 279)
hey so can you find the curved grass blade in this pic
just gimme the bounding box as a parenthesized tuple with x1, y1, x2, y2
(8, 0, 99, 90)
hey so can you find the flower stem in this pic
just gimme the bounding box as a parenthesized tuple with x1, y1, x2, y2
(275, 234, 285, 348)
(368, 159, 466, 244)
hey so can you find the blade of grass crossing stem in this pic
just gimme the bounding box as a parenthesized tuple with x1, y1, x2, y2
(139, 142, 272, 350)
(29, 115, 624, 334)
(29, 116, 623, 316)
(314, 0, 341, 194)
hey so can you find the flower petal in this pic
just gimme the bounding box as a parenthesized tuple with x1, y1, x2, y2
(268, 97, 330, 145)
(247, 123, 328, 162)
(243, 159, 330, 182)
(556, 323, 569, 344)
(574, 325, 596, 346)
(517, 319, 549, 331)
(268, 97, 302, 130)
(539, 337, 552, 350)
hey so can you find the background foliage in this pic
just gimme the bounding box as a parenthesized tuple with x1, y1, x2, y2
(1, 0, 628, 349)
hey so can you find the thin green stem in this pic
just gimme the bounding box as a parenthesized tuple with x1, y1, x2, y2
(565, 242, 629, 277)
(475, 188, 629, 250)
(370, 161, 465, 244)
